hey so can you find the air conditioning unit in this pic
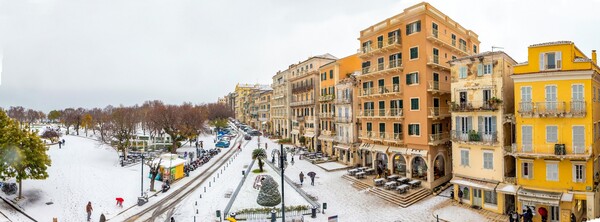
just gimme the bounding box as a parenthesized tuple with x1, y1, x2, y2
(554, 144, 566, 155)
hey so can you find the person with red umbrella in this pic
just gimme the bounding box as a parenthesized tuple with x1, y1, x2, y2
(538, 207, 548, 222)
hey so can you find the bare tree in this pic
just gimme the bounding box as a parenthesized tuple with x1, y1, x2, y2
(148, 101, 207, 153)
(7, 106, 26, 126)
(61, 108, 77, 135)
(73, 108, 85, 136)
(99, 106, 138, 166)
(146, 157, 161, 191)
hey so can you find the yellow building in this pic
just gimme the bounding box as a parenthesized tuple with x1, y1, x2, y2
(356, 2, 479, 189)
(233, 83, 270, 126)
(510, 41, 600, 221)
(449, 51, 517, 214)
(272, 69, 291, 138)
(257, 90, 272, 134)
(317, 54, 361, 164)
(289, 54, 337, 150)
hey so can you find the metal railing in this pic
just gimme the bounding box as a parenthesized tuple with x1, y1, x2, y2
(319, 94, 334, 102)
(360, 84, 401, 96)
(335, 116, 352, 123)
(451, 101, 500, 112)
(360, 61, 403, 77)
(319, 112, 334, 118)
(428, 107, 450, 118)
(432, 29, 439, 38)
(427, 80, 450, 93)
(450, 130, 498, 143)
(358, 130, 373, 139)
(389, 108, 403, 117)
(429, 132, 450, 144)
(506, 143, 589, 156)
(519, 101, 586, 117)
(290, 99, 315, 107)
(335, 97, 352, 104)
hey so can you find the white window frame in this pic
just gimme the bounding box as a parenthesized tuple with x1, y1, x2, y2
(572, 162, 585, 183)
(483, 63, 493, 74)
(540, 51, 562, 70)
(459, 66, 467, 78)
(546, 162, 559, 181)
(572, 84, 584, 101)
(460, 148, 469, 166)
(522, 160, 533, 179)
(546, 125, 558, 143)
(572, 125, 585, 154)
(408, 123, 420, 137)
(522, 125, 533, 152)
(406, 20, 421, 35)
(483, 151, 493, 170)
(483, 190, 497, 205)
(410, 97, 420, 111)
(409, 46, 419, 60)
(406, 72, 419, 85)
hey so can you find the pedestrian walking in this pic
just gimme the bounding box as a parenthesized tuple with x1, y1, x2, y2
(62, 139, 65, 145)
(307, 172, 316, 186)
(99, 213, 106, 222)
(265, 142, 268, 149)
(538, 207, 548, 222)
(86, 201, 93, 221)
(457, 189, 463, 204)
(299, 172, 304, 185)
(58, 141, 62, 149)
(170, 217, 175, 222)
(522, 208, 533, 222)
(510, 210, 520, 222)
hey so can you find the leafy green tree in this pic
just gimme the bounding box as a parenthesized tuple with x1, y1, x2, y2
(0, 110, 51, 199)
(47, 110, 62, 122)
(210, 118, 228, 129)
(252, 148, 266, 172)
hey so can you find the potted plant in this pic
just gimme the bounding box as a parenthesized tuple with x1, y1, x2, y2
(468, 130, 481, 142)
(488, 97, 503, 109)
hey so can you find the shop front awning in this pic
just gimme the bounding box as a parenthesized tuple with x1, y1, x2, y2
(318, 135, 335, 142)
(304, 132, 315, 138)
(334, 144, 350, 150)
(407, 148, 428, 157)
(359, 143, 373, 150)
(517, 188, 562, 206)
(495, 183, 520, 195)
(291, 129, 300, 135)
(450, 176, 498, 191)
(371, 144, 389, 153)
(388, 147, 408, 154)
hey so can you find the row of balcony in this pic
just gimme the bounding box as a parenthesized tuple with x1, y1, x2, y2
(518, 101, 586, 118)
(334, 97, 352, 104)
(291, 84, 315, 93)
(360, 60, 404, 77)
(359, 85, 402, 97)
(335, 116, 353, 123)
(358, 130, 404, 143)
(450, 101, 502, 112)
(290, 99, 315, 107)
(319, 94, 335, 102)
(319, 112, 335, 118)
(427, 80, 451, 94)
(450, 130, 498, 144)
(358, 108, 404, 119)
(427, 55, 450, 71)
(357, 36, 402, 59)
(426, 30, 469, 57)
(504, 143, 592, 160)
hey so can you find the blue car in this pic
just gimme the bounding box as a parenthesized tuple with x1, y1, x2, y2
(215, 140, 230, 148)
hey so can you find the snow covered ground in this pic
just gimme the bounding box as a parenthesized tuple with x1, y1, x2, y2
(0, 129, 220, 222)
(174, 137, 462, 222)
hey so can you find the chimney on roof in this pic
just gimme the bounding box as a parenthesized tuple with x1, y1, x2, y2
(592, 50, 597, 64)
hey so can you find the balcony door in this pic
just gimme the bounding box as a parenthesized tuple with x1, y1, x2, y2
(572, 84, 584, 113)
(545, 85, 557, 112)
(433, 98, 440, 116)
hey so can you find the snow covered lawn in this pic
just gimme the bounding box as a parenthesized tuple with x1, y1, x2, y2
(0, 132, 220, 222)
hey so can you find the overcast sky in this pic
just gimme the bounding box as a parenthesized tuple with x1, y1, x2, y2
(1, 0, 599, 112)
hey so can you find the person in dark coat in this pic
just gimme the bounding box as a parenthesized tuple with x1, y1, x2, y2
(299, 172, 304, 185)
(522, 208, 533, 222)
(571, 213, 576, 222)
(58, 141, 62, 149)
(99, 213, 106, 222)
(457, 189, 463, 204)
(509, 210, 520, 222)
(309, 173, 315, 186)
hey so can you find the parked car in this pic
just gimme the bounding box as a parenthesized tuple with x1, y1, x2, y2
(215, 140, 231, 148)
(249, 130, 262, 136)
(244, 134, 252, 140)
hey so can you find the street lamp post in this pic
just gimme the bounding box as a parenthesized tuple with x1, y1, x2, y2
(140, 154, 144, 197)
(280, 144, 285, 221)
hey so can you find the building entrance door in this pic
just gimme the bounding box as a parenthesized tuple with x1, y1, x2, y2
(472, 189, 483, 207)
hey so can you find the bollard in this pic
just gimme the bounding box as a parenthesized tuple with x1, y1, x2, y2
(194, 216, 196, 222)
(323, 202, 327, 214)
(209, 182, 211, 187)
(214, 177, 216, 182)
(197, 209, 199, 214)
(270, 209, 277, 222)
(217, 173, 219, 178)
(195, 201, 197, 205)
(311, 206, 317, 218)
(204, 187, 206, 192)
(200, 194, 202, 198)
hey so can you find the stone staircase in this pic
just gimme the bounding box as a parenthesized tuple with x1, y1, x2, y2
(342, 174, 431, 208)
